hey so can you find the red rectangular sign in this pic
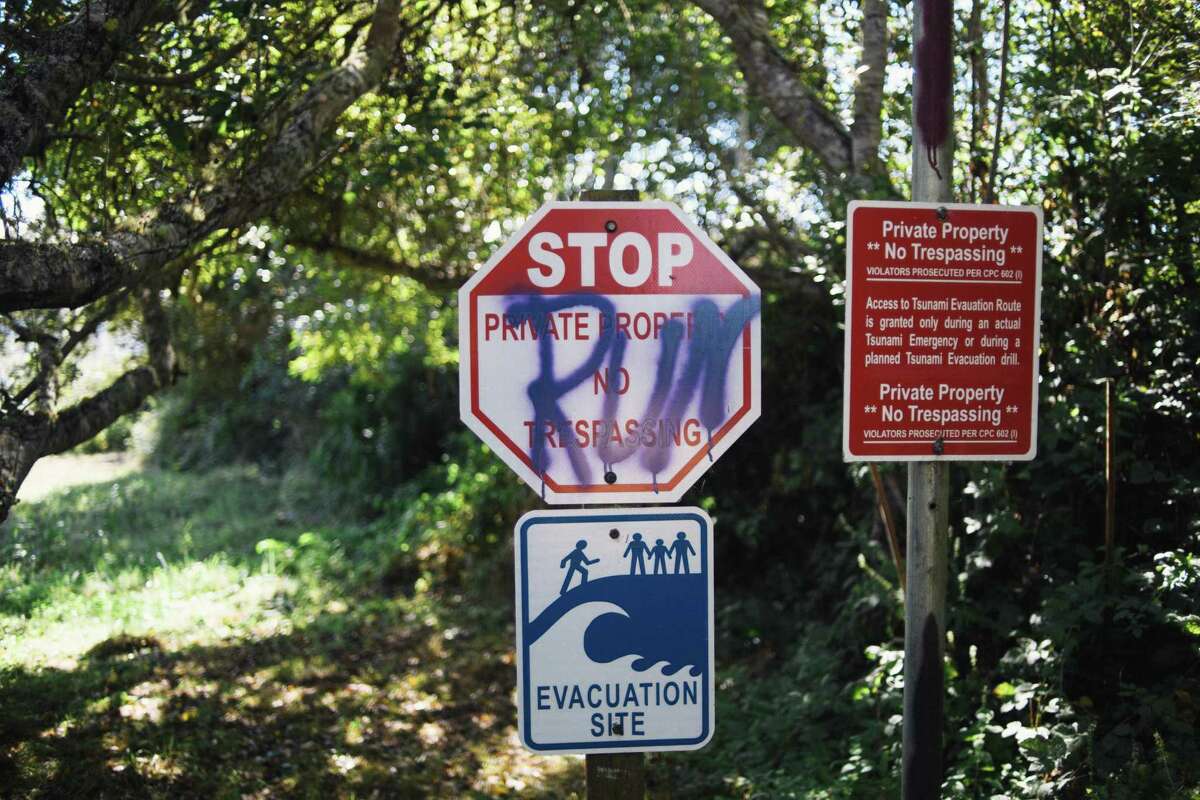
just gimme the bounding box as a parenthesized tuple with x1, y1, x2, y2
(843, 201, 1043, 461)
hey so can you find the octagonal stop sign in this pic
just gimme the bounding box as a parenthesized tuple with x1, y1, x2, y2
(458, 201, 761, 504)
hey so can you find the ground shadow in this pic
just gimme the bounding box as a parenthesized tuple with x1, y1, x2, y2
(0, 596, 585, 799)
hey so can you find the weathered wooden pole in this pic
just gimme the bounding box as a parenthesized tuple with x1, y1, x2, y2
(578, 187, 647, 800)
(904, 1, 953, 798)
(586, 753, 647, 800)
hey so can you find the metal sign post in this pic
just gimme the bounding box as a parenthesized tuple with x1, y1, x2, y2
(906, 2, 953, 797)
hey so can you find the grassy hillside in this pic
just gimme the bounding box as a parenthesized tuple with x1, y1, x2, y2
(0, 467, 583, 798)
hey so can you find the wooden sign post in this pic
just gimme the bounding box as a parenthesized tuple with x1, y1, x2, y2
(458, 184, 755, 796)
(578, 190, 648, 798)
(575, 190, 650, 799)
(586, 753, 645, 799)
(474, 189, 740, 798)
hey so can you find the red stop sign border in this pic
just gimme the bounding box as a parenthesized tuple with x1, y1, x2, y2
(459, 201, 762, 504)
(842, 200, 1044, 462)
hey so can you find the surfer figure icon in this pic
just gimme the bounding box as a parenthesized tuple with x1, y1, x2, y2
(559, 540, 599, 595)
(671, 531, 696, 574)
(623, 533, 650, 575)
(651, 538, 670, 575)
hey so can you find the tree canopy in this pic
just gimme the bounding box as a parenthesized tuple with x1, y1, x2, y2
(0, 0, 902, 517)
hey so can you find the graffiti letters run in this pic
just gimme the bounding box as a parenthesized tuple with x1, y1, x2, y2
(501, 293, 761, 492)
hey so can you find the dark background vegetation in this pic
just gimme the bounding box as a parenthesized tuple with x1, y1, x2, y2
(1, 0, 1198, 797)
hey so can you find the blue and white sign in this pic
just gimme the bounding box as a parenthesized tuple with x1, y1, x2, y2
(514, 507, 715, 754)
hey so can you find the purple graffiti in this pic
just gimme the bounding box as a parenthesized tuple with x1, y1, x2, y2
(509, 293, 760, 491)
(506, 294, 622, 488)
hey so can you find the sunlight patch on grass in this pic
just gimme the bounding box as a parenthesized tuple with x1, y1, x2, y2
(132, 752, 184, 780)
(1, 560, 290, 669)
(472, 732, 583, 797)
(0, 465, 593, 797)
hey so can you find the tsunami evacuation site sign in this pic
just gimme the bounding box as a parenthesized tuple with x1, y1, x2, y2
(514, 507, 715, 754)
(458, 201, 761, 504)
(843, 200, 1044, 461)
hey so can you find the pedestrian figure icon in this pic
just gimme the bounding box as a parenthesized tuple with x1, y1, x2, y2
(624, 533, 650, 575)
(651, 538, 670, 575)
(671, 531, 696, 574)
(559, 540, 599, 595)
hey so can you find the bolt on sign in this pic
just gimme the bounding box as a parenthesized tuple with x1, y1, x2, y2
(459, 201, 761, 503)
(514, 507, 715, 754)
(843, 200, 1044, 461)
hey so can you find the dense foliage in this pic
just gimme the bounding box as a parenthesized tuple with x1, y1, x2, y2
(2, 0, 1198, 796)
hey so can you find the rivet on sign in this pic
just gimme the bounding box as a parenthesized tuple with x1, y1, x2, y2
(936, 206, 948, 221)
(605, 220, 618, 233)
(609, 528, 620, 539)
(604, 470, 617, 484)
(611, 722, 624, 735)
(932, 436, 945, 455)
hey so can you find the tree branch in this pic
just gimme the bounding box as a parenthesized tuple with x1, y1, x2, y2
(0, 0, 191, 186)
(850, 0, 888, 175)
(0, 289, 175, 521)
(0, 239, 130, 312)
(42, 367, 159, 455)
(967, 0, 991, 203)
(164, 0, 409, 247)
(692, 0, 852, 172)
(203, 0, 406, 225)
(288, 237, 460, 293)
(10, 287, 134, 409)
(42, 290, 175, 455)
(0, 411, 45, 520)
(3, 314, 59, 348)
(984, 0, 1012, 204)
(0, 0, 412, 313)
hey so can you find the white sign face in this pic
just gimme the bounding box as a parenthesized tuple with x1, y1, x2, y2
(514, 507, 715, 754)
(459, 201, 761, 504)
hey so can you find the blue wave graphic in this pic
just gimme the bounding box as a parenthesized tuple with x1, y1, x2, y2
(526, 573, 707, 677)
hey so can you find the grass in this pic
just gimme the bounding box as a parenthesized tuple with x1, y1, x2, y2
(0, 463, 922, 799)
(0, 465, 584, 798)
(18, 463, 1191, 798)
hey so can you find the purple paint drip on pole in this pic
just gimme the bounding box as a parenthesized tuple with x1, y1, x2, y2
(915, 0, 953, 177)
